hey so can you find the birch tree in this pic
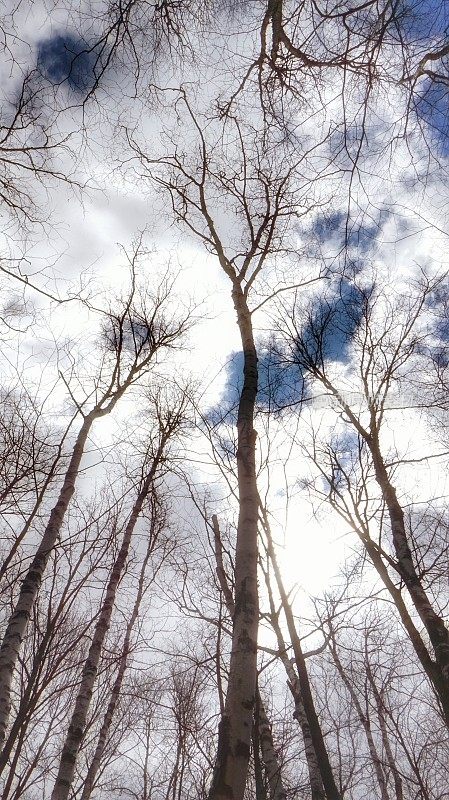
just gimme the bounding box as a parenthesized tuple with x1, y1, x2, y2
(0, 260, 191, 750)
(0, 491, 121, 797)
(127, 92, 316, 800)
(212, 513, 288, 800)
(51, 389, 189, 800)
(78, 491, 170, 800)
(272, 271, 449, 724)
(259, 506, 341, 800)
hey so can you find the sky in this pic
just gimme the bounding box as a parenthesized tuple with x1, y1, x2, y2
(1, 7, 449, 799)
(1, 0, 449, 599)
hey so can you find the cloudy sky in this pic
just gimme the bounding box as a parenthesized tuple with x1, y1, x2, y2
(1, 0, 449, 600)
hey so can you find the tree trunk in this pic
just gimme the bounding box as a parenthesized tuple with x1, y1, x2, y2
(256, 692, 287, 800)
(262, 515, 341, 800)
(51, 451, 164, 800)
(369, 433, 449, 724)
(208, 285, 260, 800)
(354, 525, 448, 719)
(0, 414, 94, 750)
(329, 641, 390, 800)
(364, 663, 404, 800)
(0, 443, 62, 585)
(252, 700, 268, 800)
(263, 581, 325, 800)
(80, 557, 147, 800)
(213, 514, 286, 800)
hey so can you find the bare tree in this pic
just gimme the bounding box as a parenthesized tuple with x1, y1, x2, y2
(127, 93, 302, 800)
(0, 385, 68, 586)
(2, 6, 449, 800)
(78, 490, 171, 800)
(0, 256, 191, 750)
(259, 505, 341, 800)
(272, 271, 449, 723)
(212, 513, 287, 800)
(51, 389, 189, 800)
(325, 617, 392, 800)
(0, 490, 122, 797)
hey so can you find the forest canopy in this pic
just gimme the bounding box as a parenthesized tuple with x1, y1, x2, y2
(0, 2, 448, 800)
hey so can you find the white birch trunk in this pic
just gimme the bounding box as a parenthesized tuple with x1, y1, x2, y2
(213, 514, 287, 800)
(330, 642, 390, 800)
(257, 698, 287, 800)
(370, 433, 449, 723)
(51, 447, 165, 800)
(0, 414, 94, 749)
(267, 602, 325, 800)
(80, 506, 160, 800)
(263, 515, 341, 800)
(366, 664, 404, 800)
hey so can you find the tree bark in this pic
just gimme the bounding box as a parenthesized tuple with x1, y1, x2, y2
(80, 527, 151, 800)
(365, 661, 404, 800)
(252, 698, 268, 800)
(213, 514, 287, 800)
(369, 431, 449, 724)
(329, 640, 390, 800)
(263, 571, 325, 800)
(353, 524, 447, 718)
(208, 286, 260, 800)
(256, 692, 287, 800)
(262, 514, 341, 800)
(51, 447, 165, 800)
(0, 441, 63, 586)
(0, 413, 94, 750)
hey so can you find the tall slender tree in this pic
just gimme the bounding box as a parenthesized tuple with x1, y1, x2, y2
(0, 264, 191, 749)
(129, 92, 320, 799)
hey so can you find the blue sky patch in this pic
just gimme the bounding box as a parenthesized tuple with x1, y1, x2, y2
(415, 80, 449, 156)
(207, 346, 304, 425)
(38, 34, 99, 92)
(298, 280, 366, 368)
(312, 209, 389, 254)
(399, 0, 449, 41)
(208, 281, 365, 425)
